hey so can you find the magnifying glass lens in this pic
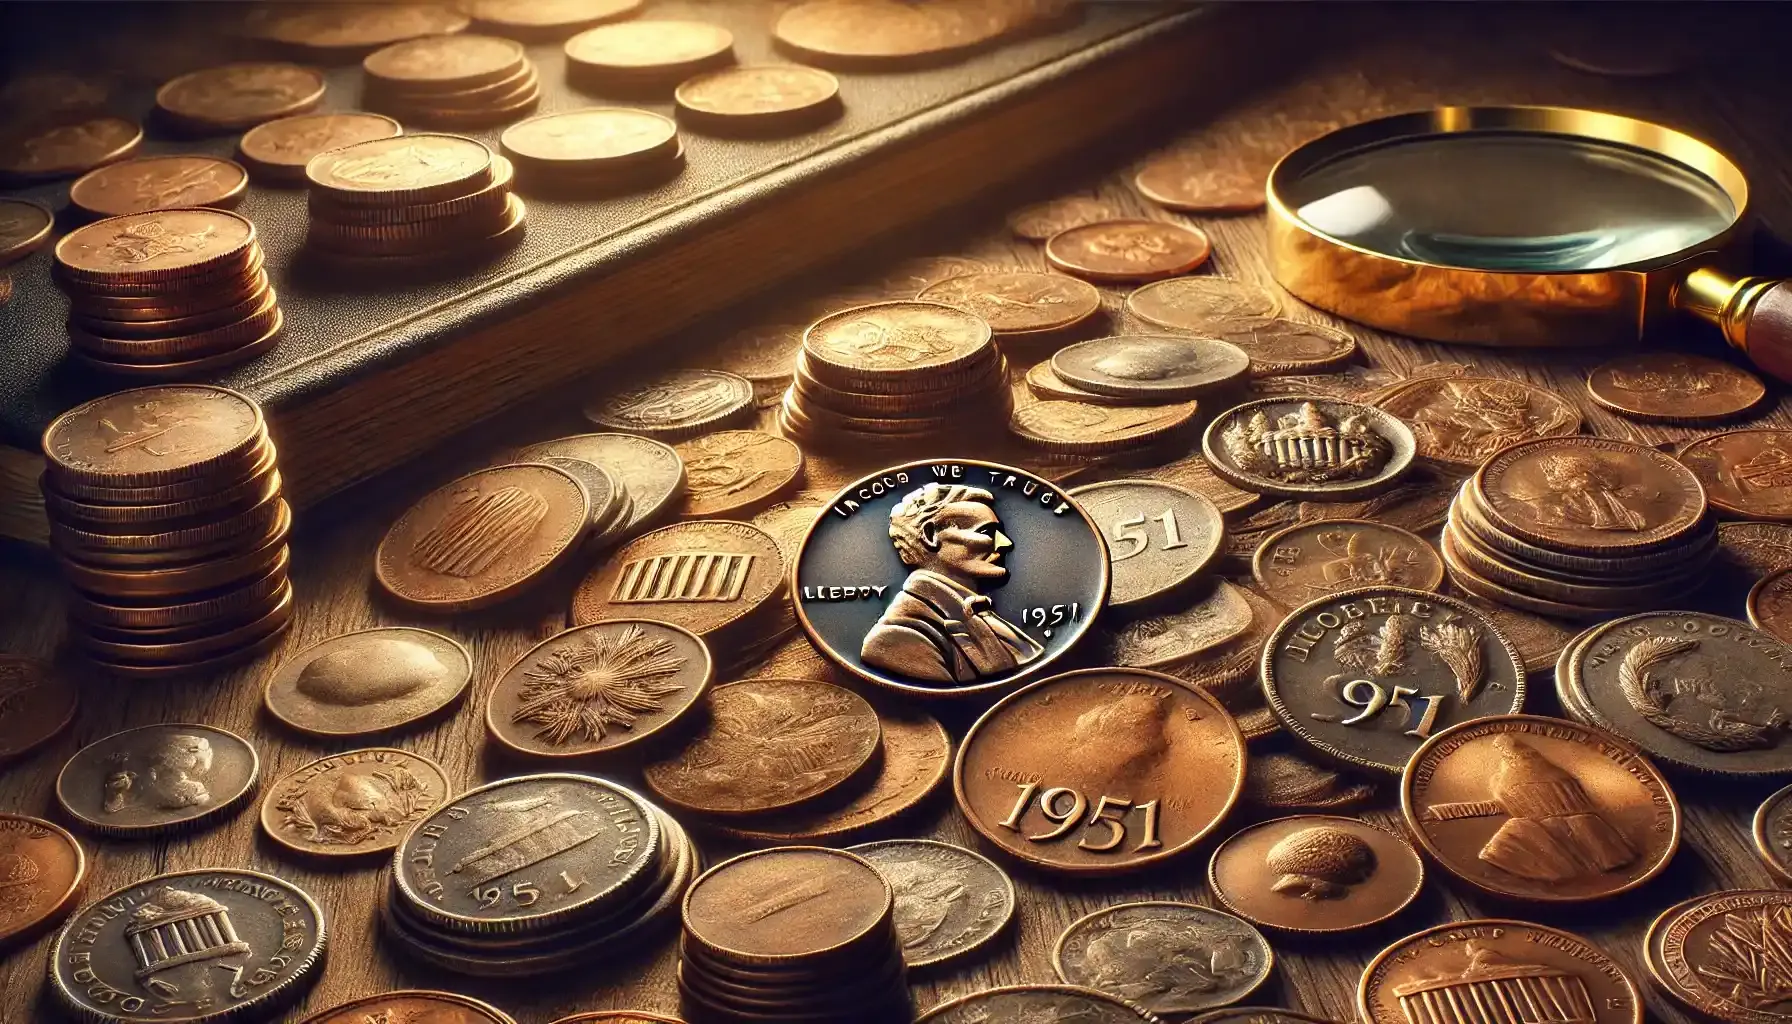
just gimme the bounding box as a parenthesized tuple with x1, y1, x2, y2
(1285, 133, 1736, 272)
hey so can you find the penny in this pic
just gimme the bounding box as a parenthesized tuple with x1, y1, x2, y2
(918, 271, 1101, 335)
(0, 814, 85, 944)
(1358, 919, 1641, 1024)
(1403, 714, 1678, 902)
(1154, 583, 1283, 701)
(672, 431, 804, 519)
(956, 668, 1245, 874)
(1679, 428, 1792, 522)
(55, 723, 260, 837)
(848, 839, 1015, 968)
(1024, 360, 1134, 405)
(803, 301, 992, 386)
(0, 198, 54, 265)
(0, 115, 142, 182)
(549, 1015, 682, 1024)
(1054, 902, 1272, 1015)
(1262, 587, 1528, 776)
(156, 63, 327, 131)
(262, 626, 472, 736)
(1719, 521, 1792, 580)
(693, 323, 803, 398)
(1476, 436, 1708, 557)
(486, 620, 713, 759)
(501, 108, 679, 173)
(793, 459, 1109, 698)
(1046, 219, 1213, 282)
(918, 985, 1161, 1024)
(682, 847, 890, 965)
(1135, 151, 1267, 212)
(465, 0, 642, 38)
(1053, 335, 1251, 401)
(1375, 376, 1582, 470)
(251, 4, 471, 52)
(238, 112, 403, 184)
(674, 65, 841, 132)
(873, 255, 992, 296)
(68, 155, 249, 219)
(299, 991, 518, 1024)
(1587, 351, 1766, 423)
(1008, 196, 1118, 241)
(1205, 398, 1417, 501)
(54, 208, 258, 285)
(643, 678, 881, 816)
(571, 519, 784, 633)
(1190, 1011, 1342, 1024)
(1755, 783, 1792, 882)
(1125, 276, 1283, 331)
(305, 133, 494, 205)
(566, 20, 736, 77)
(49, 867, 327, 1024)
(584, 368, 756, 441)
(0, 656, 79, 762)
(514, 433, 686, 536)
(260, 747, 451, 857)
(1243, 749, 1378, 811)
(526, 456, 623, 535)
(1068, 480, 1224, 609)
(750, 489, 832, 565)
(1012, 399, 1202, 456)
(1214, 320, 1359, 376)
(1101, 579, 1257, 668)
(377, 463, 590, 612)
(364, 33, 525, 86)
(1252, 520, 1444, 607)
(1210, 814, 1423, 933)
(1647, 889, 1792, 1024)
(1750, 567, 1792, 643)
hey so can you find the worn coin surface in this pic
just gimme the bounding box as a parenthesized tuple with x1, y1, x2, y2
(305, 133, 492, 203)
(1647, 889, 1792, 1024)
(643, 678, 880, 815)
(1262, 587, 1528, 775)
(1475, 435, 1708, 556)
(299, 991, 518, 1023)
(1402, 714, 1678, 902)
(1052, 335, 1250, 401)
(566, 19, 734, 73)
(918, 271, 1101, 335)
(547, 1014, 683, 1024)
(1587, 352, 1766, 422)
(1213, 320, 1359, 376)
(0, 655, 79, 762)
(156, 62, 326, 130)
(500, 107, 679, 170)
(682, 846, 890, 964)
(260, 747, 451, 857)
(584, 368, 756, 440)
(849, 839, 1015, 968)
(1045, 219, 1212, 282)
(1252, 520, 1443, 607)
(251, 3, 472, 51)
(1209, 814, 1423, 932)
(514, 433, 686, 536)
(1242, 749, 1378, 812)
(1449, 592, 1577, 676)
(0, 814, 85, 943)
(1011, 399, 1202, 456)
(1024, 360, 1133, 405)
(1755, 784, 1792, 882)
(672, 431, 803, 519)
(1206, 398, 1417, 501)
(571, 519, 784, 632)
(238, 112, 403, 183)
(1189, 1010, 1342, 1024)
(1008, 196, 1117, 241)
(49, 867, 327, 1023)
(0, 198, 55, 264)
(749, 489, 832, 565)
(1749, 567, 1792, 644)
(1358, 919, 1641, 1024)
(1100, 579, 1257, 668)
(793, 459, 1109, 697)
(1125, 276, 1282, 331)
(55, 207, 258, 285)
(1376, 376, 1582, 470)
(1679, 428, 1792, 523)
(363, 32, 523, 85)
(918, 985, 1162, 1023)
(1069, 480, 1224, 608)
(0, 115, 141, 182)
(803, 301, 992, 385)
(56, 723, 259, 836)
(674, 65, 840, 127)
(69, 155, 249, 217)
(1135, 151, 1266, 212)
(466, 0, 641, 36)
(1719, 521, 1792, 581)
(377, 463, 590, 612)
(1054, 902, 1273, 1015)
(263, 627, 472, 736)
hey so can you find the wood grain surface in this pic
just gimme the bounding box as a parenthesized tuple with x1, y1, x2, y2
(7, 6, 1792, 1022)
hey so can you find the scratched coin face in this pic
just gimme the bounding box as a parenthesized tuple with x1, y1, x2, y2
(1375, 376, 1581, 470)
(0, 814, 85, 944)
(1053, 902, 1273, 1015)
(155, 62, 326, 129)
(54, 208, 257, 280)
(69, 155, 248, 218)
(682, 847, 891, 963)
(849, 839, 1015, 968)
(583, 368, 756, 440)
(238, 112, 403, 181)
(672, 430, 804, 519)
(918, 985, 1161, 1024)
(918, 271, 1102, 334)
(1045, 219, 1212, 282)
(0, 115, 141, 181)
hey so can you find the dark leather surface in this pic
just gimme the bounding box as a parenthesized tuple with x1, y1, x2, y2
(0, 1, 1185, 450)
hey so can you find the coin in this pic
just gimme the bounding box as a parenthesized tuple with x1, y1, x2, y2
(1750, 567, 1792, 643)
(918, 271, 1101, 335)
(584, 368, 756, 440)
(0, 814, 85, 944)
(1052, 335, 1251, 401)
(1477, 436, 1709, 557)
(1242, 748, 1378, 811)
(156, 62, 327, 131)
(803, 301, 992, 386)
(1100, 579, 1257, 667)
(465, 0, 642, 38)
(260, 626, 470, 737)
(1133, 452, 1260, 513)
(1189, 1010, 1342, 1024)
(1212, 320, 1359, 376)
(1447, 592, 1576, 676)
(1252, 520, 1443, 607)
(0, 656, 79, 762)
(0, 115, 142, 182)
(1679, 428, 1792, 522)
(1024, 360, 1134, 404)
(565, 19, 736, 79)
(67, 154, 249, 219)
(1008, 196, 1118, 241)
(486, 620, 713, 759)
(1375, 376, 1582, 470)
(549, 1015, 682, 1024)
(1646, 889, 1792, 1024)
(514, 433, 686, 536)
(1719, 521, 1792, 580)
(49, 867, 327, 1024)
(1135, 151, 1266, 212)
(299, 991, 519, 1024)
(525, 456, 623, 535)
(918, 985, 1162, 1024)
(1205, 398, 1417, 501)
(643, 678, 880, 815)
(1068, 480, 1224, 609)
(1125, 276, 1282, 331)
(682, 846, 891, 965)
(671, 431, 803, 519)
(237, 112, 403, 184)
(1054, 902, 1272, 1014)
(571, 519, 784, 633)
(750, 489, 832, 566)
(260, 747, 451, 857)
(1011, 399, 1202, 456)
(1587, 351, 1766, 422)
(364, 31, 522, 84)
(849, 839, 1015, 968)
(306, 133, 494, 205)
(1358, 919, 1640, 1024)
(1755, 783, 1792, 882)
(1045, 219, 1212, 282)
(674, 65, 841, 133)
(54, 208, 258, 286)
(874, 255, 992, 296)
(0, 198, 54, 265)
(1210, 813, 1423, 934)
(251, 4, 471, 53)
(501, 107, 679, 174)
(56, 723, 258, 837)
(792, 459, 1109, 697)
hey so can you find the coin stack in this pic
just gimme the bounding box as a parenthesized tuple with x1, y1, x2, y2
(54, 209, 282, 379)
(362, 34, 541, 129)
(39, 386, 293, 678)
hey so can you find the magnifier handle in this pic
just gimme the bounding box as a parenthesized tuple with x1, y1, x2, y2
(1681, 270, 1792, 384)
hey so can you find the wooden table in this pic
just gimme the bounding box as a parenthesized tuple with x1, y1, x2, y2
(7, 5, 1792, 1022)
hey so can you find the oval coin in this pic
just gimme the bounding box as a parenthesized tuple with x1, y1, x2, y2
(584, 368, 755, 440)
(672, 430, 804, 519)
(1053, 335, 1250, 401)
(260, 747, 451, 857)
(1359, 919, 1640, 1024)
(1046, 219, 1212, 282)
(263, 626, 472, 736)
(1208, 814, 1423, 932)
(1069, 479, 1224, 608)
(0, 814, 85, 944)
(1375, 376, 1581, 470)
(1126, 276, 1282, 331)
(918, 271, 1101, 335)
(849, 839, 1015, 969)
(69, 155, 248, 218)
(1099, 579, 1257, 668)
(1054, 902, 1272, 1015)
(682, 846, 890, 965)
(156, 62, 326, 130)
(1205, 397, 1416, 501)
(1473, 435, 1707, 557)
(56, 723, 259, 836)
(300, 991, 518, 1023)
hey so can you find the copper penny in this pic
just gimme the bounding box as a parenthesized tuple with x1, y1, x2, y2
(251, 4, 471, 51)
(486, 619, 713, 759)
(682, 847, 891, 965)
(42, 384, 263, 488)
(566, 19, 735, 75)
(299, 991, 517, 1023)
(1213, 320, 1359, 376)
(514, 433, 687, 536)
(0, 814, 85, 944)
(465, 0, 642, 37)
(259, 747, 451, 857)
(1205, 398, 1417, 501)
(918, 986, 1160, 1024)
(1100, 579, 1257, 668)
(501, 107, 679, 173)
(305, 133, 493, 205)
(1719, 521, 1792, 580)
(1052, 335, 1251, 401)
(1045, 219, 1212, 282)
(54, 208, 257, 285)
(55, 723, 260, 837)
(238, 112, 403, 183)
(1476, 436, 1709, 557)
(1375, 376, 1582, 470)
(672, 430, 804, 519)
(1680, 428, 1792, 522)
(643, 677, 880, 816)
(674, 65, 841, 129)
(873, 255, 991, 296)
(1190, 1010, 1343, 1024)
(363, 33, 525, 86)
(0, 656, 79, 762)
(918, 271, 1101, 335)
(69, 155, 249, 218)
(1753, 782, 1792, 882)
(0, 198, 54, 265)
(692, 323, 803, 396)
(156, 62, 327, 130)
(1587, 351, 1766, 422)
(1053, 901, 1272, 1015)
(1252, 519, 1444, 606)
(570, 519, 784, 632)
(0, 115, 141, 182)
(584, 368, 756, 441)
(1012, 399, 1201, 456)
(263, 626, 473, 736)
(1126, 276, 1283, 331)
(1242, 749, 1378, 812)
(1647, 889, 1792, 1024)
(377, 463, 590, 612)
(803, 301, 993, 386)
(956, 668, 1245, 875)
(1135, 151, 1266, 213)
(1157, 583, 1284, 701)
(1068, 480, 1224, 608)
(549, 1014, 683, 1024)
(848, 839, 1015, 968)
(1008, 196, 1118, 241)
(1749, 567, 1792, 643)
(1359, 919, 1641, 1024)
(1209, 814, 1423, 934)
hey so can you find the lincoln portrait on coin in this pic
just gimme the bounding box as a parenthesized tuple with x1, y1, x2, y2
(861, 483, 1044, 683)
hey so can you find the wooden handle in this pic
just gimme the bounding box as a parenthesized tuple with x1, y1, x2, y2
(1740, 280, 1792, 384)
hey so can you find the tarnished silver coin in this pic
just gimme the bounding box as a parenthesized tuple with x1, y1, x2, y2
(55, 724, 259, 837)
(512, 433, 686, 537)
(1204, 397, 1416, 501)
(1052, 335, 1251, 401)
(1053, 902, 1273, 1016)
(1068, 479, 1225, 609)
(849, 839, 1016, 969)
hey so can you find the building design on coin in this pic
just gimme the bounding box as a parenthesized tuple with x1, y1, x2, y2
(1222, 402, 1392, 485)
(104, 733, 215, 814)
(510, 623, 689, 745)
(1618, 635, 1789, 751)
(1264, 825, 1378, 899)
(1396, 943, 1598, 1024)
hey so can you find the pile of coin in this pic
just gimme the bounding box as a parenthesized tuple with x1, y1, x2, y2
(39, 385, 293, 678)
(500, 107, 684, 194)
(382, 774, 698, 976)
(1441, 435, 1715, 618)
(54, 208, 283, 378)
(362, 34, 542, 128)
(304, 133, 526, 267)
(678, 847, 910, 1024)
(779, 301, 1010, 450)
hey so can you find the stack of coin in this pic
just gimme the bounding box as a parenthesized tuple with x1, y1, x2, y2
(678, 847, 910, 1024)
(53, 208, 282, 378)
(382, 773, 698, 976)
(500, 107, 684, 194)
(362, 34, 541, 129)
(1441, 435, 1715, 618)
(778, 301, 1009, 450)
(39, 385, 293, 678)
(304, 133, 526, 267)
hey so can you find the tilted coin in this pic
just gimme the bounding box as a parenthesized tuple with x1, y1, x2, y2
(1646, 889, 1792, 1024)
(486, 620, 713, 759)
(792, 459, 1109, 697)
(1358, 919, 1641, 1024)
(263, 626, 472, 736)
(1587, 351, 1765, 422)
(1068, 480, 1224, 609)
(1252, 520, 1443, 607)
(0, 198, 55, 264)
(1402, 714, 1678, 902)
(1136, 451, 1261, 513)
(672, 430, 803, 519)
(1024, 360, 1134, 405)
(465, 0, 642, 38)
(305, 133, 493, 205)
(1750, 567, 1792, 643)
(1054, 902, 1272, 1015)
(565, 19, 736, 78)
(1163, 584, 1284, 701)
(0, 655, 79, 761)
(1208, 815, 1423, 933)
(1100, 579, 1256, 668)
(500, 107, 679, 173)
(919, 985, 1162, 1024)
(1375, 376, 1582, 470)
(376, 463, 590, 612)
(1242, 748, 1378, 811)
(1011, 399, 1201, 456)
(682, 846, 890, 965)
(918, 271, 1101, 335)
(0, 115, 141, 183)
(1262, 587, 1528, 775)
(643, 678, 881, 816)
(1475, 435, 1708, 556)
(1008, 196, 1117, 241)
(1135, 150, 1266, 213)
(237, 112, 403, 183)
(803, 301, 992, 386)
(1679, 428, 1792, 522)
(299, 991, 519, 1023)
(260, 747, 451, 857)
(0, 814, 85, 944)
(56, 723, 259, 836)
(513, 433, 686, 536)
(49, 868, 326, 1024)
(1125, 276, 1282, 331)
(956, 668, 1245, 874)
(1719, 521, 1792, 580)
(1215, 320, 1359, 376)
(1052, 335, 1250, 401)
(584, 368, 756, 440)
(849, 839, 1015, 969)
(1045, 219, 1212, 282)
(68, 155, 249, 218)
(570, 519, 784, 633)
(1754, 782, 1792, 883)
(156, 62, 327, 131)
(1206, 398, 1417, 501)
(1189, 1010, 1343, 1024)
(527, 456, 623, 534)
(674, 65, 841, 132)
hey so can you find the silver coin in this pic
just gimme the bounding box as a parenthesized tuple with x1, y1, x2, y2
(1053, 901, 1273, 1016)
(849, 839, 1015, 968)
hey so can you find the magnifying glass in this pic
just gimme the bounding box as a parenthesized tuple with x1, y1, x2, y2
(1266, 106, 1792, 381)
